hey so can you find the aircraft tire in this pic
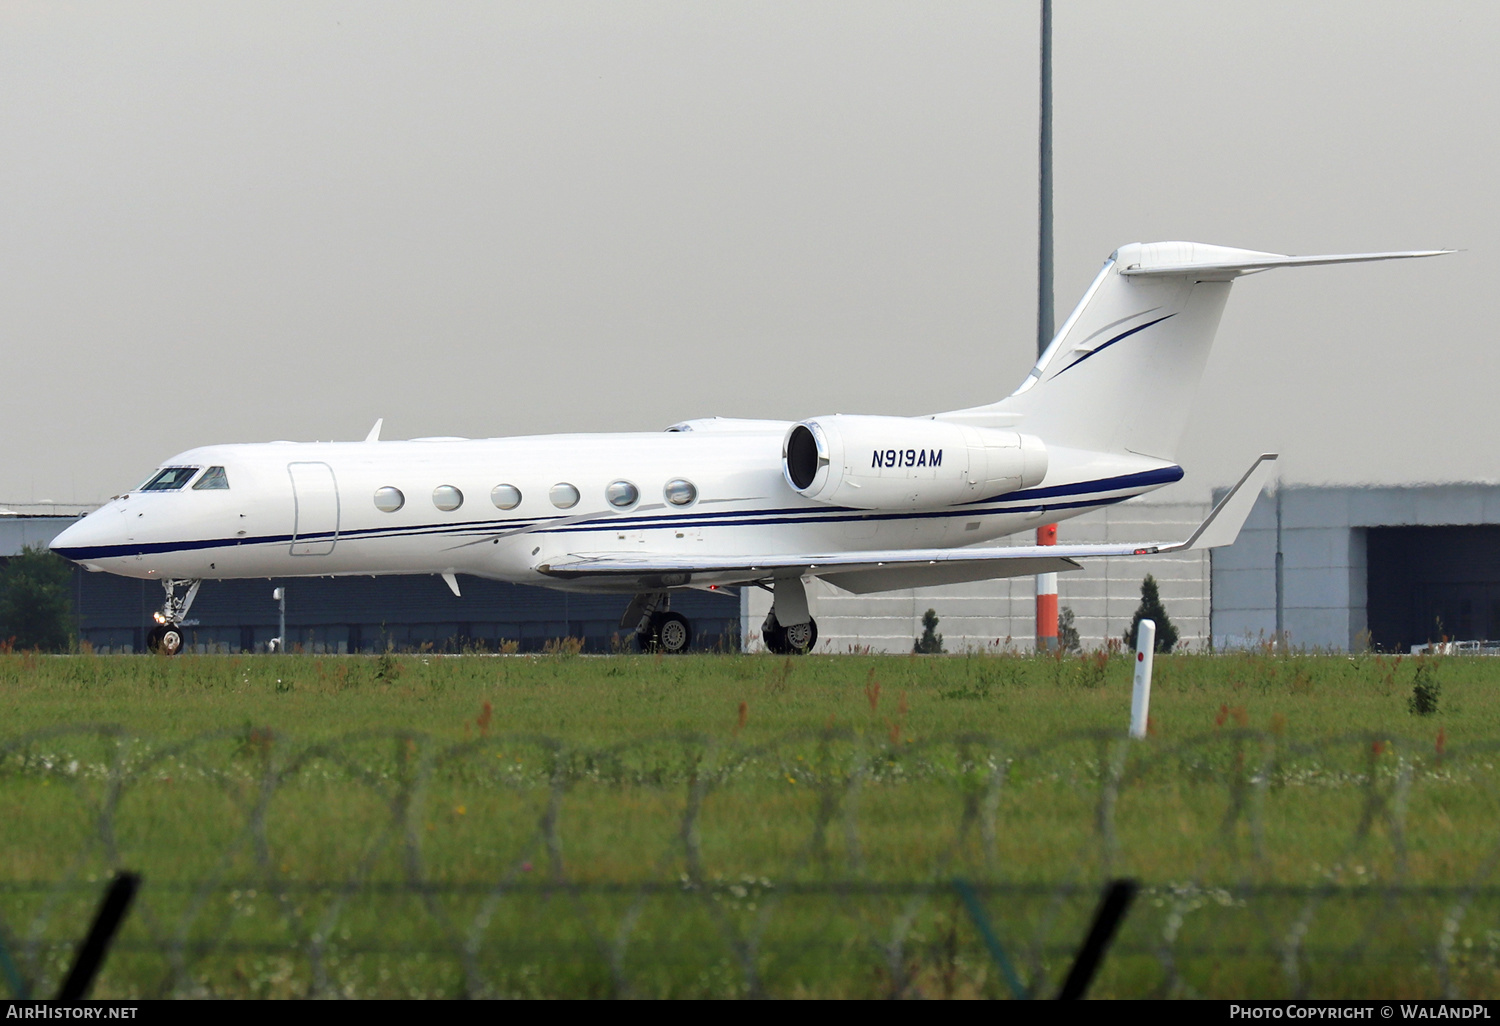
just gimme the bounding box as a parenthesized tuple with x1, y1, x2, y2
(762, 621, 788, 654)
(784, 618, 817, 655)
(148, 624, 184, 656)
(655, 612, 692, 654)
(634, 625, 658, 652)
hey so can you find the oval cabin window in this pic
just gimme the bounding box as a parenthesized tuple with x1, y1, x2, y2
(664, 478, 697, 506)
(550, 483, 580, 509)
(606, 480, 639, 508)
(432, 485, 464, 511)
(491, 484, 522, 510)
(374, 486, 405, 513)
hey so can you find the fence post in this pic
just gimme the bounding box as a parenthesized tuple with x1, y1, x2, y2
(55, 872, 140, 1001)
(952, 879, 1027, 1000)
(1056, 878, 1138, 999)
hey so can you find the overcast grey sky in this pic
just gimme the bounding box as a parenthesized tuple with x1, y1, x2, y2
(0, 1, 1489, 504)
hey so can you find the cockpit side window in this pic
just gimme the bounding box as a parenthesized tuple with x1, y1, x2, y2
(192, 466, 230, 491)
(139, 467, 200, 491)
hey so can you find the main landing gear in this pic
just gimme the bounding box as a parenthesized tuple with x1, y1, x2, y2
(622, 592, 694, 654)
(762, 610, 818, 655)
(761, 574, 818, 655)
(148, 579, 201, 656)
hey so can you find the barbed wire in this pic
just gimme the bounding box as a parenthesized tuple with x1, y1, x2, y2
(4, 726, 1500, 998)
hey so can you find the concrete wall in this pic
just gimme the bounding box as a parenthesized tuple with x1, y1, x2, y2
(742, 500, 1213, 653)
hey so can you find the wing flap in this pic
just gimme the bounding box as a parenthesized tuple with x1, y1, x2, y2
(821, 557, 1081, 594)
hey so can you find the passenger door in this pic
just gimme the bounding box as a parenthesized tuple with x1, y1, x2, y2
(288, 462, 340, 556)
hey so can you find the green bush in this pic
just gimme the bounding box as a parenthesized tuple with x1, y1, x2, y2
(0, 545, 75, 652)
(1057, 605, 1081, 653)
(912, 608, 944, 654)
(1408, 658, 1441, 716)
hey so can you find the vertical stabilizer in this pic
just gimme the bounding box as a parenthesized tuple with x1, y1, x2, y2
(939, 242, 1449, 463)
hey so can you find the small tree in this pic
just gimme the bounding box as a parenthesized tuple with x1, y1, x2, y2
(1408, 659, 1441, 716)
(913, 608, 944, 654)
(1057, 606, 1081, 653)
(0, 545, 75, 652)
(1124, 574, 1178, 654)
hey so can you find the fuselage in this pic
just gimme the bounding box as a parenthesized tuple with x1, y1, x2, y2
(50, 424, 1181, 593)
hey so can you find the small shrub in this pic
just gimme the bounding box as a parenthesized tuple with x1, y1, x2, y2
(913, 609, 945, 654)
(1409, 658, 1441, 716)
(374, 646, 401, 682)
(543, 637, 584, 657)
(1124, 574, 1178, 654)
(1075, 649, 1109, 689)
(1057, 606, 1081, 653)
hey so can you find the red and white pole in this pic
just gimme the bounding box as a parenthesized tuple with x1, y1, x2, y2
(1036, 523, 1058, 651)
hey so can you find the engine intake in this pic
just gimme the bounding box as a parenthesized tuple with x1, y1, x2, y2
(783, 415, 1046, 509)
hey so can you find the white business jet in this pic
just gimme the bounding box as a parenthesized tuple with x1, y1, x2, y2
(52, 242, 1446, 654)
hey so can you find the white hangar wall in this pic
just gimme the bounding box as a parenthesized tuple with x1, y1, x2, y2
(1211, 485, 1500, 653)
(740, 500, 1214, 654)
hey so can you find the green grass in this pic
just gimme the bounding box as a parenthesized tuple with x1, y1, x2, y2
(4, 649, 1500, 998)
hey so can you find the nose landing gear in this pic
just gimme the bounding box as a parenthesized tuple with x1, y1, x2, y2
(148, 579, 201, 655)
(146, 623, 185, 656)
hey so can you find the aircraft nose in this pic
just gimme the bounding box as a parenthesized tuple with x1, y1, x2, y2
(49, 513, 118, 568)
(49, 519, 89, 561)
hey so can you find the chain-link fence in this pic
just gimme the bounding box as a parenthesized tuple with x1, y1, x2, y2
(4, 726, 1500, 998)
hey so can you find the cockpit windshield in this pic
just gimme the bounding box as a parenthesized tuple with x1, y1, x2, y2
(139, 466, 200, 492)
(192, 466, 230, 491)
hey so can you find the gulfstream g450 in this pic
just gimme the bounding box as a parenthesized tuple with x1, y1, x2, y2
(51, 242, 1447, 654)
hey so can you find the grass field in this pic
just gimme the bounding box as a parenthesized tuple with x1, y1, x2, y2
(4, 648, 1500, 998)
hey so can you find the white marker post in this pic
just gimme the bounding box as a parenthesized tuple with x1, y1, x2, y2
(272, 587, 285, 654)
(1130, 619, 1156, 740)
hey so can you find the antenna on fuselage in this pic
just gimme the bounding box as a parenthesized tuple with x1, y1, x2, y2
(364, 419, 383, 443)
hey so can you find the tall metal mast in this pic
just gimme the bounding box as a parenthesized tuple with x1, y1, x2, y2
(1037, 0, 1054, 356)
(1035, 0, 1059, 651)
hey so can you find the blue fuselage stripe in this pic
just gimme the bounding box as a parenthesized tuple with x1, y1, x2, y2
(51, 467, 1179, 561)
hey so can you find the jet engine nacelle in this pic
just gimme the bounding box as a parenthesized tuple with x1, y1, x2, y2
(783, 415, 1047, 509)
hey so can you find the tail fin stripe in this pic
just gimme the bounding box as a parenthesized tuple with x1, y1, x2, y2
(1051, 313, 1176, 379)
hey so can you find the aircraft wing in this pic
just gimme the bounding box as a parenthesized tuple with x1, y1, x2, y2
(537, 455, 1277, 594)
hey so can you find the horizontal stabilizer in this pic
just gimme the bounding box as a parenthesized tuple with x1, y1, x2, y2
(1118, 243, 1453, 279)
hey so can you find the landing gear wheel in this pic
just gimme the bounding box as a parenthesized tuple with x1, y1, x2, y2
(762, 613, 816, 655)
(655, 612, 692, 654)
(784, 618, 817, 654)
(148, 624, 184, 656)
(763, 622, 787, 654)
